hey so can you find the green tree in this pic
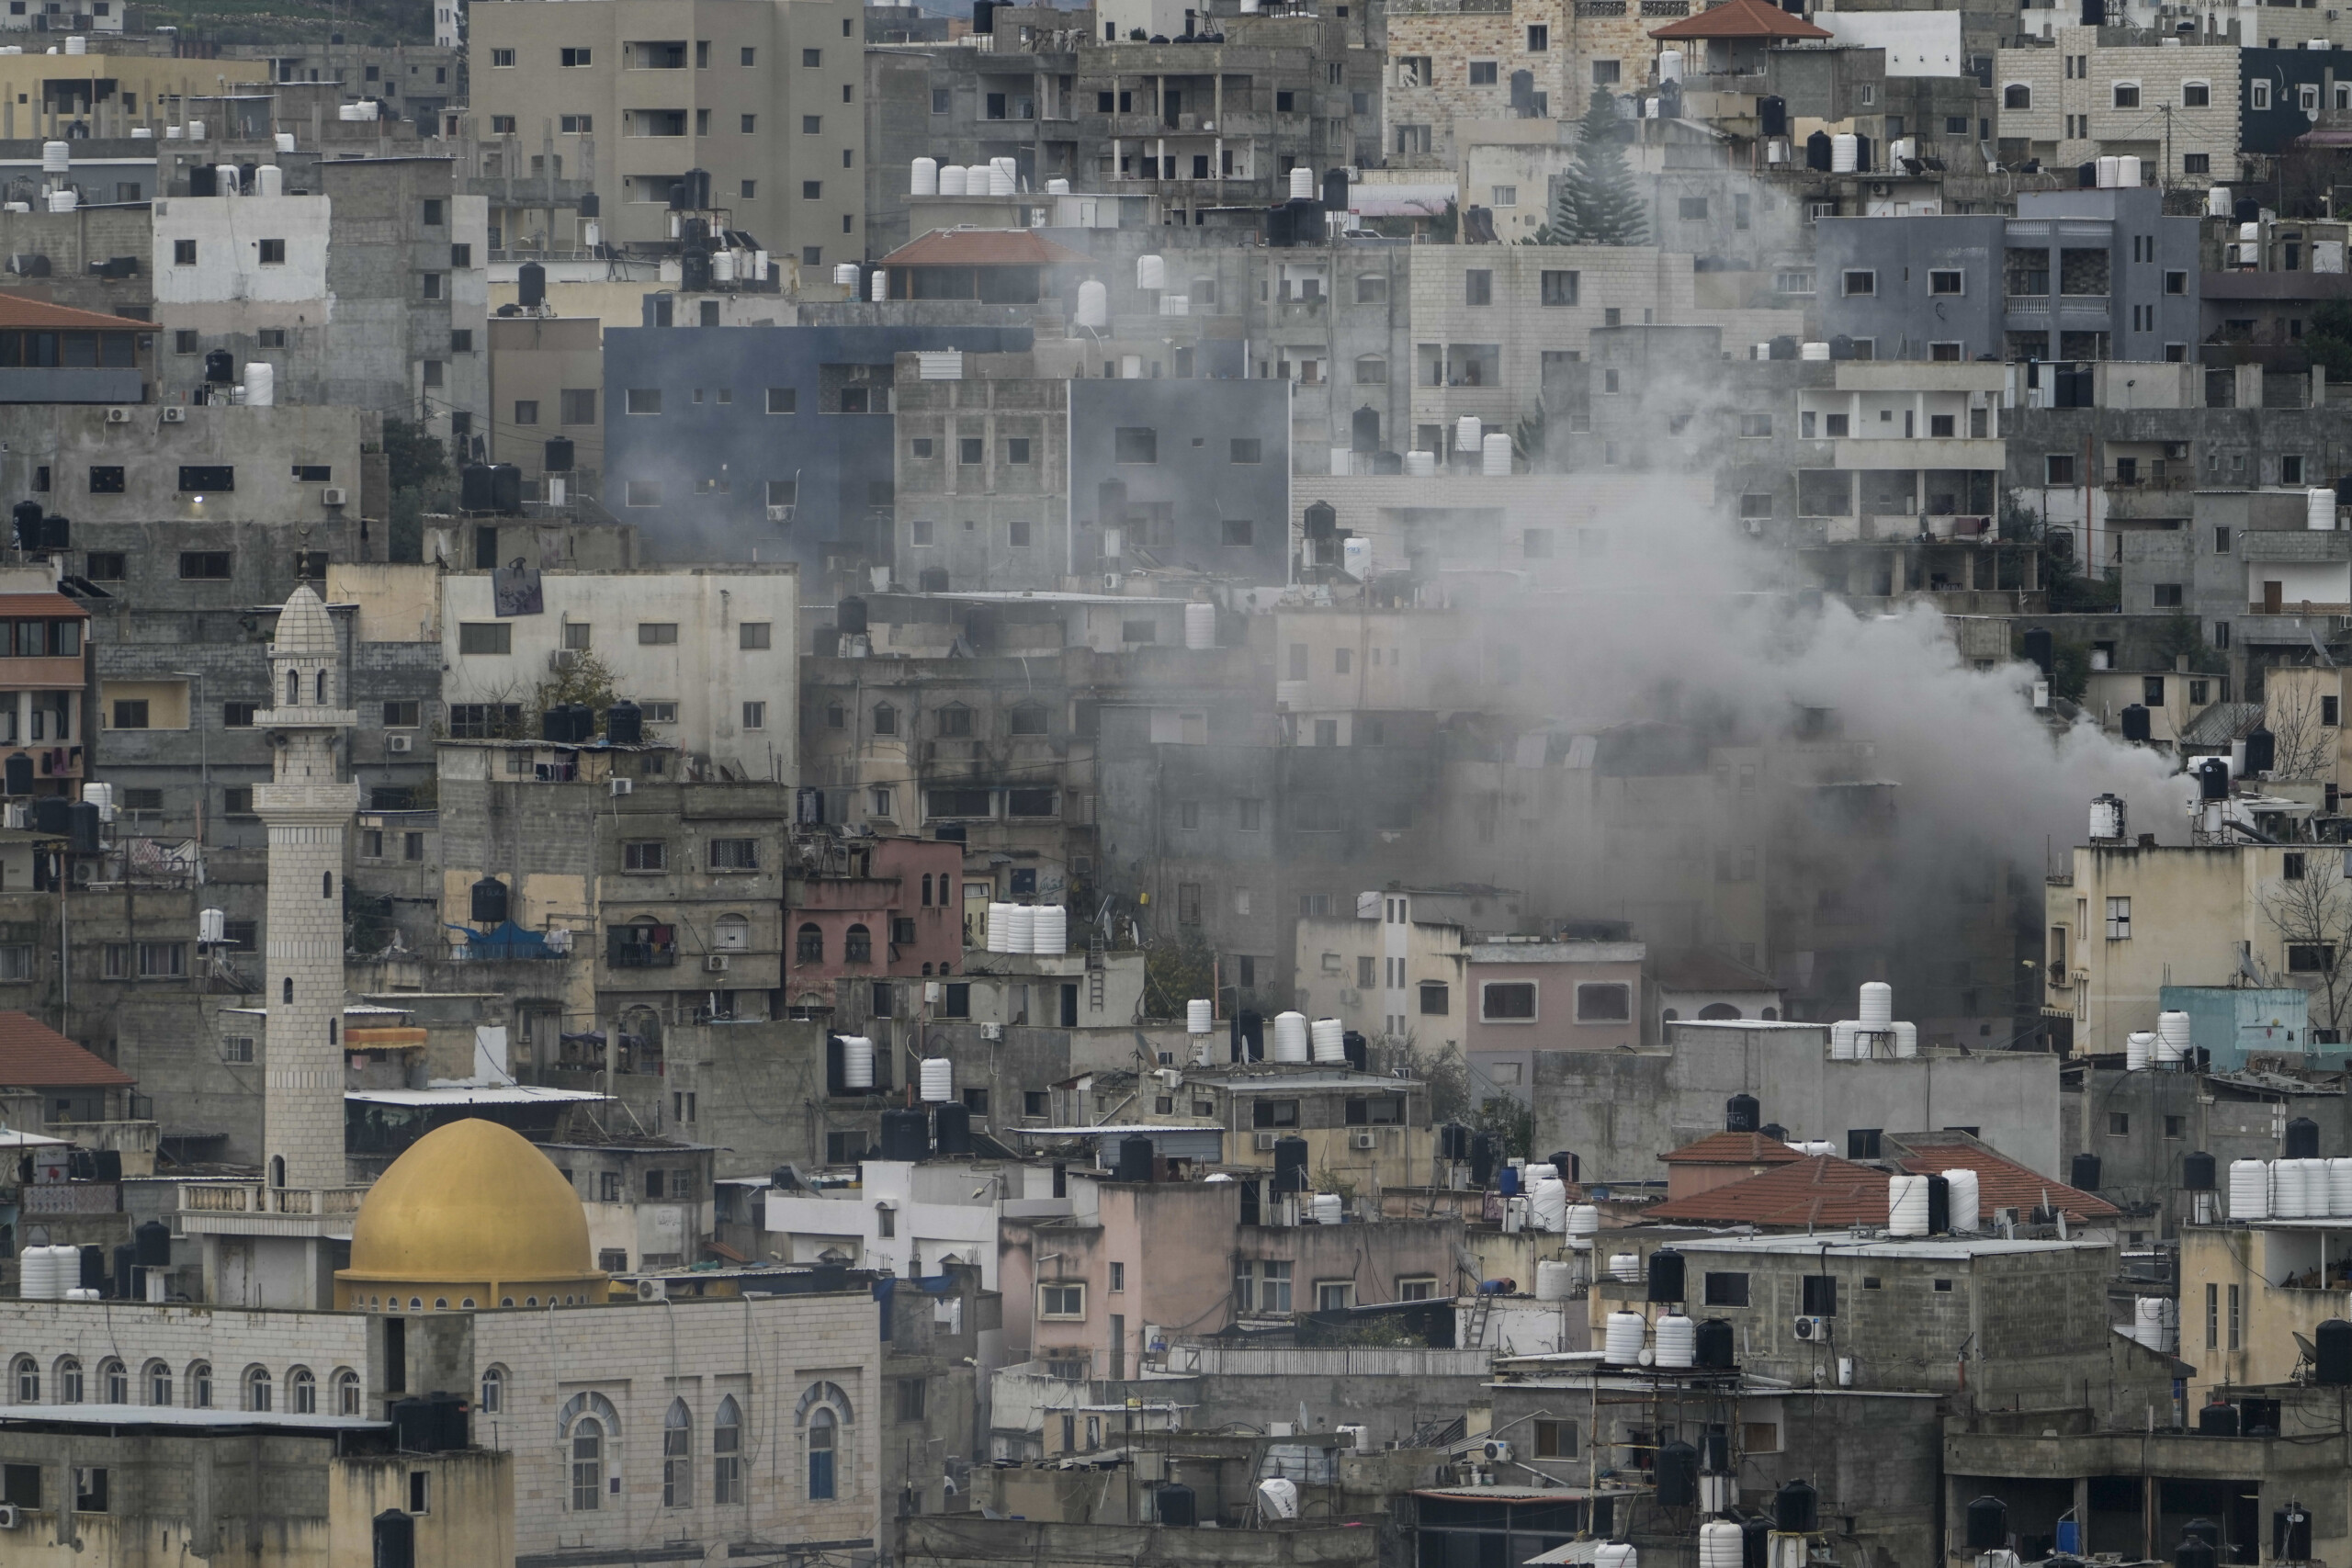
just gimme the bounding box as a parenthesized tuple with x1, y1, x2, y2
(533, 649, 619, 731)
(2306, 299, 2352, 380)
(1533, 89, 1647, 246)
(381, 417, 453, 566)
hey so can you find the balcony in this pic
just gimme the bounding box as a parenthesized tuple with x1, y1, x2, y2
(176, 1180, 371, 1238)
(607, 924, 679, 968)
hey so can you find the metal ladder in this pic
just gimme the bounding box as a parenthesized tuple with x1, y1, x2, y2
(1087, 938, 1106, 1011)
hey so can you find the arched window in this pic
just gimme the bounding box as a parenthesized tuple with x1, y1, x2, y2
(335, 1368, 362, 1416)
(146, 1360, 172, 1406)
(283, 977, 293, 1003)
(286, 670, 300, 703)
(245, 1365, 272, 1412)
(11, 1357, 35, 1403)
(808, 1407, 837, 1500)
(189, 1361, 212, 1409)
(289, 1366, 315, 1414)
(797, 922, 824, 964)
(2003, 82, 2031, 110)
(872, 702, 897, 736)
(55, 1356, 81, 1403)
(714, 1395, 743, 1504)
(1698, 1002, 1742, 1021)
(1661, 1008, 1679, 1023)
(100, 1358, 126, 1404)
(322, 871, 334, 898)
(1762, 1007, 1780, 1021)
(921, 873, 933, 906)
(560, 1392, 619, 1512)
(843, 923, 872, 964)
(314, 670, 329, 704)
(269, 1155, 286, 1188)
(663, 1398, 694, 1507)
(714, 914, 751, 952)
(481, 1366, 505, 1415)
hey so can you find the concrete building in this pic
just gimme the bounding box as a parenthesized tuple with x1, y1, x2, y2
(784, 829, 963, 1006)
(1462, 938, 1645, 1094)
(1292, 891, 1473, 1044)
(466, 0, 867, 265)
(486, 312, 604, 500)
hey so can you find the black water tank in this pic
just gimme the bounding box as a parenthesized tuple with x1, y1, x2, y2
(1116, 1134, 1154, 1183)
(1742, 1516, 1771, 1568)
(32, 796, 69, 837)
(2176, 1536, 2217, 1568)
(1968, 1496, 2010, 1551)
(544, 435, 575, 474)
(579, 190, 599, 219)
(1759, 95, 1786, 137)
(878, 1108, 929, 1162)
(517, 261, 547, 310)
(2246, 726, 2278, 775)
(489, 464, 524, 514)
(9, 500, 39, 547)
(460, 463, 496, 512)
(2184, 1519, 2221, 1548)
(934, 1102, 971, 1156)
(1238, 1010, 1263, 1061)
(135, 1218, 170, 1268)
(2183, 1150, 2216, 1190)
(1321, 166, 1349, 211)
(837, 596, 869, 635)
(78, 1244, 104, 1291)
(2236, 197, 2264, 223)
(1655, 1439, 1698, 1507)
(1351, 405, 1380, 455)
(67, 800, 98, 853)
(1159, 1483, 1197, 1527)
(1469, 1133, 1497, 1186)
(1695, 1317, 1735, 1369)
(5, 755, 30, 795)
(374, 1508, 416, 1568)
(39, 514, 65, 551)
(93, 1148, 119, 1182)
(2121, 705, 2151, 742)
(2197, 1397, 2240, 1435)
(390, 1398, 435, 1450)
(1769, 335, 1798, 360)
(605, 700, 643, 745)
(1304, 501, 1338, 540)
(973, 0, 997, 30)
(2080, 0, 2103, 22)
(1343, 1031, 1368, 1072)
(1272, 1134, 1309, 1192)
(1647, 1247, 1686, 1303)
(111, 1243, 133, 1299)
(1549, 1150, 1575, 1184)
(2317, 1319, 2352, 1385)
(2287, 1116, 2322, 1159)
(204, 348, 234, 384)
(188, 164, 218, 198)
(2198, 758, 2230, 801)
(1805, 130, 1832, 171)
(2277, 1505, 2312, 1562)
(1440, 1123, 1470, 1161)
(2022, 626, 2054, 676)
(469, 875, 509, 926)
(1725, 1093, 1760, 1133)
(1775, 1480, 1819, 1533)
(2071, 1152, 2101, 1191)
(1928, 1174, 1951, 1235)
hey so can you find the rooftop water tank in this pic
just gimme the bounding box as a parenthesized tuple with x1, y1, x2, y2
(2127, 1032, 2154, 1071)
(920, 1057, 954, 1102)
(1187, 998, 1214, 1034)
(1455, 414, 1483, 453)
(2312, 488, 2338, 531)
(1003, 904, 1036, 954)
(1695, 1316, 1735, 1369)
(911, 157, 939, 196)
(1603, 1310, 1645, 1364)
(2230, 1158, 2269, 1219)
(1831, 133, 1859, 172)
(841, 1035, 875, 1090)
(2071, 1152, 2102, 1192)
(1184, 602, 1216, 649)
(255, 163, 284, 197)
(1309, 1017, 1346, 1064)
(1075, 279, 1108, 329)
(878, 1107, 929, 1162)
(1654, 1313, 1695, 1369)
(1647, 1247, 1685, 1303)
(1725, 1093, 1759, 1132)
(2182, 1150, 2216, 1190)
(1942, 1168, 1981, 1233)
(2288, 1116, 2322, 1158)
(40, 141, 66, 174)
(2158, 1011, 2192, 1065)
(1859, 982, 1893, 1030)
(1481, 432, 1512, 476)
(1116, 1134, 1154, 1182)
(1655, 1438, 1699, 1506)
(2317, 1319, 2352, 1385)
(1032, 904, 1068, 954)
(244, 363, 274, 407)
(1137, 253, 1167, 290)
(935, 1101, 972, 1156)
(605, 700, 642, 745)
(1775, 1479, 1818, 1533)
(1272, 1011, 1309, 1063)
(469, 875, 508, 926)
(1967, 1496, 2010, 1552)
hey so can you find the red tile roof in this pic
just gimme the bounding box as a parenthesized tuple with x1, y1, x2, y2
(1659, 1131, 1804, 1167)
(876, 228, 1093, 267)
(1650, 0, 1832, 40)
(0, 1012, 131, 1088)
(0, 295, 153, 332)
(0, 593, 90, 619)
(1888, 1133, 2121, 1223)
(1646, 1155, 1891, 1226)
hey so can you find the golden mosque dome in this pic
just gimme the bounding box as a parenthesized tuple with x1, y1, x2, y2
(334, 1118, 608, 1311)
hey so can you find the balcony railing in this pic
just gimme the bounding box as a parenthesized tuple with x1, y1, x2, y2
(607, 926, 679, 968)
(177, 1182, 368, 1215)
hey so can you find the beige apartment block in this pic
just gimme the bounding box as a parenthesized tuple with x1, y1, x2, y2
(1994, 30, 2239, 185)
(469, 0, 867, 265)
(488, 314, 606, 495)
(1385, 0, 1665, 167)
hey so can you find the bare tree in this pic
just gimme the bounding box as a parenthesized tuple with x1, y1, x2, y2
(2267, 679, 2338, 783)
(2261, 855, 2352, 1038)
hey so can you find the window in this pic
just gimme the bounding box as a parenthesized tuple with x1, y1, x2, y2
(626, 388, 662, 415)
(709, 839, 759, 870)
(1703, 1271, 1750, 1307)
(1114, 427, 1157, 464)
(173, 238, 197, 265)
(1929, 270, 1963, 295)
(801, 180, 823, 200)
(2111, 81, 2140, 108)
(1841, 270, 1875, 297)
(571, 1416, 605, 1510)
(560, 115, 593, 133)
(637, 622, 679, 647)
(1592, 59, 1619, 85)
(1464, 269, 1492, 306)
(257, 237, 287, 265)
(561, 389, 597, 424)
(179, 466, 233, 493)
(191, 1363, 211, 1407)
(899, 1376, 927, 1420)
(1357, 274, 1388, 304)
(2004, 82, 2030, 109)
(458, 623, 512, 655)
(1041, 1281, 1085, 1317)
(221, 788, 254, 818)
(1532, 1419, 1576, 1458)
(112, 699, 149, 729)
(1576, 982, 1632, 1021)
(1418, 980, 1450, 1015)
(1739, 414, 1772, 438)
(663, 1399, 694, 1507)
(1801, 1274, 1838, 1316)
(1250, 1099, 1299, 1128)
(74, 1466, 106, 1513)
(2046, 455, 2076, 486)
(86, 552, 125, 581)
(2290, 942, 2337, 974)
(245, 1366, 272, 1411)
(626, 480, 663, 507)
(1481, 981, 1536, 1021)
(2106, 896, 2131, 940)
(873, 703, 897, 735)
(624, 840, 667, 871)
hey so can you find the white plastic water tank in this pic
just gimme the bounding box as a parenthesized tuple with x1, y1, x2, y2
(1535, 1259, 1576, 1301)
(276, 132, 296, 153)
(1658, 48, 1683, 81)
(244, 363, 274, 407)
(1404, 449, 1438, 477)
(130, 127, 153, 140)
(1942, 1168, 1981, 1233)
(921, 1057, 954, 1102)
(714, 250, 737, 284)
(1455, 415, 1483, 453)
(2118, 154, 2143, 187)
(1892, 1021, 1917, 1058)
(988, 164, 1015, 197)
(2089, 795, 2122, 841)
(939, 164, 968, 197)
(1004, 904, 1037, 954)
(40, 141, 66, 174)
(1184, 602, 1216, 649)
(2096, 154, 2120, 188)
(2241, 220, 2262, 244)
(215, 164, 240, 195)
(1159, 292, 1189, 316)
(1310, 1017, 1346, 1064)
(2277, 1157, 2311, 1217)
(1603, 1309, 1646, 1363)
(1654, 1312, 1695, 1368)
(1831, 133, 1859, 173)
(1187, 998, 1215, 1034)
(63, 32, 85, 52)
(45, 189, 74, 213)
(841, 1034, 875, 1089)
(1609, 1252, 1640, 1282)
(2230, 1157, 2270, 1219)
(1830, 1021, 1859, 1060)
(2208, 185, 2233, 218)
(1887, 1173, 1931, 1236)
(1258, 1478, 1300, 1519)
(2311, 488, 2337, 531)
(1282, 165, 1312, 202)
(1566, 1202, 1600, 1239)
(1074, 279, 1109, 329)
(1119, 354, 1144, 379)
(187, 119, 205, 140)
(1522, 1163, 1557, 1185)
(1891, 137, 1917, 164)
(1032, 905, 1067, 953)
(256, 164, 283, 197)
(2126, 1032, 2154, 1071)
(1136, 254, 1168, 290)
(1699, 1521, 1743, 1568)
(1801, 341, 1831, 362)
(2132, 1295, 2171, 1349)
(870, 269, 888, 302)
(1481, 433, 1512, 476)
(1307, 1192, 1344, 1224)
(199, 908, 227, 945)
(833, 263, 860, 288)
(1046, 177, 1070, 195)
(1530, 1178, 1568, 1232)
(1593, 1542, 1636, 1568)
(2329, 1156, 2352, 1216)
(19, 1243, 57, 1300)
(1859, 981, 1893, 1030)
(986, 902, 1013, 953)
(1272, 1010, 1309, 1063)
(911, 156, 939, 196)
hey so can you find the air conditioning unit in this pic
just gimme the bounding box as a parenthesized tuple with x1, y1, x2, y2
(0, 1502, 20, 1529)
(1481, 1439, 1513, 1463)
(767, 504, 795, 525)
(105, 407, 130, 423)
(705, 953, 730, 973)
(1351, 1130, 1378, 1150)
(636, 1278, 668, 1302)
(610, 778, 633, 796)
(161, 407, 187, 423)
(1793, 1315, 1833, 1342)
(1253, 1132, 1280, 1152)
(1744, 517, 1765, 536)
(387, 734, 413, 753)
(322, 487, 347, 506)
(1157, 1067, 1183, 1089)
(549, 649, 581, 671)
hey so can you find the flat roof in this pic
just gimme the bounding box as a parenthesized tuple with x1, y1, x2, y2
(1013, 1124, 1225, 1137)
(345, 1085, 609, 1107)
(1668, 1019, 1832, 1033)
(0, 1403, 388, 1432)
(1210, 1076, 1408, 1093)
(1661, 1233, 2110, 1258)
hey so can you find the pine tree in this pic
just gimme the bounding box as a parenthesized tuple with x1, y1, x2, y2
(1533, 88, 1648, 246)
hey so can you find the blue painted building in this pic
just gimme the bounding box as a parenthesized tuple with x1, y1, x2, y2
(2160, 985, 2320, 1071)
(601, 321, 1032, 585)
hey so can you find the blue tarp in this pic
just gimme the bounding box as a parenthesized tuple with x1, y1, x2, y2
(446, 919, 556, 961)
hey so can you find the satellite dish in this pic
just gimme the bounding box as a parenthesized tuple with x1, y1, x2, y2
(2294, 1330, 2320, 1364)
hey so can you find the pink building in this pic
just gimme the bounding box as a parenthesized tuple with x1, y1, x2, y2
(1463, 939, 1647, 1096)
(785, 835, 964, 1007)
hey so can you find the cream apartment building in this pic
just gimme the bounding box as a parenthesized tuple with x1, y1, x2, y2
(1995, 29, 2239, 185)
